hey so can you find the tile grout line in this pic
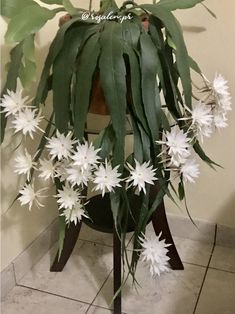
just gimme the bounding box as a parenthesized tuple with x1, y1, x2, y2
(208, 266, 235, 275)
(16, 283, 91, 307)
(192, 224, 218, 314)
(85, 268, 114, 314)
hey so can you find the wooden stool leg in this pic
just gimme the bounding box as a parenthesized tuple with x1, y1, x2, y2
(50, 221, 82, 272)
(152, 201, 184, 270)
(113, 230, 122, 314)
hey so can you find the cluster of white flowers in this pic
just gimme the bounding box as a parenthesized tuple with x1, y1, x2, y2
(0, 89, 44, 139)
(139, 232, 171, 277)
(157, 126, 200, 183)
(182, 73, 231, 142)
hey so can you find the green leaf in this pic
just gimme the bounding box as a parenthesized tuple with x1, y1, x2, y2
(178, 180, 185, 200)
(19, 59, 36, 88)
(123, 44, 148, 134)
(193, 141, 221, 168)
(139, 32, 161, 142)
(33, 17, 82, 107)
(99, 22, 127, 168)
(157, 0, 205, 11)
(62, 0, 77, 15)
(143, 5, 192, 108)
(40, 0, 63, 4)
(1, 43, 23, 143)
(98, 124, 115, 159)
(1, 0, 33, 18)
(5, 4, 61, 43)
(22, 34, 35, 62)
(188, 55, 202, 74)
(100, 0, 118, 12)
(74, 32, 101, 139)
(52, 26, 87, 133)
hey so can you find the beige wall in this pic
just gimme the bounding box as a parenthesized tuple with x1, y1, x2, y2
(1, 0, 235, 271)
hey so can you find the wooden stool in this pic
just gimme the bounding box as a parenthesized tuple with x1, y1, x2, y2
(50, 192, 184, 314)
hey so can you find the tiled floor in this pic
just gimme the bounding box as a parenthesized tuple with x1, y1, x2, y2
(2, 224, 235, 314)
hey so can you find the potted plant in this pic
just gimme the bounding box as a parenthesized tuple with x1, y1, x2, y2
(1, 0, 232, 286)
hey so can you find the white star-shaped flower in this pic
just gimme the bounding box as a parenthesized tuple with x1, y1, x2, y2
(19, 183, 47, 210)
(56, 184, 80, 210)
(180, 158, 200, 183)
(157, 126, 191, 166)
(66, 165, 91, 187)
(38, 158, 57, 181)
(14, 149, 37, 181)
(60, 201, 89, 225)
(126, 160, 157, 194)
(12, 108, 43, 139)
(213, 73, 230, 97)
(139, 232, 171, 277)
(46, 130, 77, 161)
(71, 142, 101, 170)
(213, 112, 228, 129)
(0, 89, 30, 117)
(92, 160, 122, 197)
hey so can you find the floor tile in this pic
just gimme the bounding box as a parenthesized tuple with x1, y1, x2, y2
(1, 263, 15, 301)
(173, 236, 212, 267)
(1, 286, 89, 314)
(19, 240, 113, 304)
(195, 269, 235, 314)
(210, 245, 235, 272)
(141, 225, 213, 267)
(86, 305, 113, 313)
(93, 263, 205, 314)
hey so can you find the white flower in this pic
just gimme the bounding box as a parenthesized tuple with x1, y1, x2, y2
(126, 160, 157, 194)
(139, 232, 171, 277)
(213, 73, 230, 97)
(66, 165, 91, 187)
(212, 73, 232, 113)
(12, 108, 43, 139)
(93, 160, 122, 197)
(54, 160, 70, 182)
(157, 126, 191, 166)
(56, 184, 80, 209)
(19, 183, 46, 210)
(71, 142, 101, 170)
(46, 130, 77, 161)
(38, 158, 56, 181)
(14, 149, 37, 181)
(180, 159, 200, 183)
(60, 201, 88, 225)
(191, 101, 213, 127)
(217, 94, 232, 112)
(213, 112, 228, 129)
(0, 89, 30, 117)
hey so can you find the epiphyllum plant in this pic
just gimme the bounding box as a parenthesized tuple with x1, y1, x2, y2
(1, 0, 232, 280)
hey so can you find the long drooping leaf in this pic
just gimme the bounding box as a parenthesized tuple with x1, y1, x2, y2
(123, 44, 148, 134)
(193, 141, 221, 168)
(62, 0, 77, 15)
(99, 22, 127, 168)
(40, 0, 63, 4)
(1, 0, 33, 18)
(1, 43, 23, 143)
(33, 18, 84, 107)
(156, 0, 205, 11)
(5, 4, 64, 43)
(188, 55, 202, 74)
(99, 22, 127, 227)
(74, 33, 101, 139)
(142, 5, 192, 108)
(52, 26, 88, 133)
(139, 32, 161, 142)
